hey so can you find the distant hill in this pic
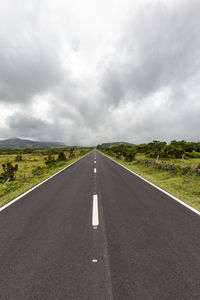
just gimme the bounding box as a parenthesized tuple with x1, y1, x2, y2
(98, 142, 135, 148)
(0, 138, 66, 149)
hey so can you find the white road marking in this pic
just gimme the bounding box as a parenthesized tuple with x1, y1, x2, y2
(92, 194, 99, 226)
(0, 151, 92, 213)
(100, 151, 200, 216)
(94, 160, 96, 163)
(94, 168, 97, 173)
(92, 259, 98, 262)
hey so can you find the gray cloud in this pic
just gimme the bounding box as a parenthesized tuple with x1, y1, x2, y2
(0, 0, 200, 145)
(7, 113, 63, 142)
(0, 1, 69, 103)
(102, 0, 200, 103)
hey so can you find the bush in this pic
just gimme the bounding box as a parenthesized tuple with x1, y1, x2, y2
(57, 152, 67, 161)
(180, 166, 192, 175)
(194, 163, 200, 176)
(185, 150, 200, 158)
(115, 152, 122, 159)
(163, 145, 184, 158)
(15, 155, 23, 162)
(0, 181, 19, 197)
(44, 155, 56, 167)
(0, 162, 18, 182)
(80, 150, 87, 156)
(124, 148, 137, 161)
(69, 148, 76, 158)
(57, 161, 66, 167)
(106, 150, 115, 156)
(32, 166, 44, 176)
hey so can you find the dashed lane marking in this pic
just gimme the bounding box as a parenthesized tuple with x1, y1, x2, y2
(92, 194, 99, 226)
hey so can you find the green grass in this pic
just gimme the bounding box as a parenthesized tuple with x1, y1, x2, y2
(0, 149, 90, 208)
(136, 152, 200, 167)
(103, 153, 200, 211)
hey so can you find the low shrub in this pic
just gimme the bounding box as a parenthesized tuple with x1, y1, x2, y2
(15, 155, 23, 162)
(185, 151, 200, 158)
(57, 161, 66, 167)
(180, 166, 192, 175)
(32, 166, 44, 176)
(57, 152, 67, 161)
(69, 148, 75, 158)
(44, 155, 57, 167)
(194, 164, 200, 176)
(0, 181, 19, 197)
(0, 162, 18, 182)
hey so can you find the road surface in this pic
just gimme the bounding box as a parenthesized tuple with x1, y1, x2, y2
(0, 150, 200, 299)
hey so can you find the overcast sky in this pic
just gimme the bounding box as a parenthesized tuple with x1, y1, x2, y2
(0, 0, 200, 145)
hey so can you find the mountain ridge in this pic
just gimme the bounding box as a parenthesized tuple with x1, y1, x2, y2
(0, 138, 66, 149)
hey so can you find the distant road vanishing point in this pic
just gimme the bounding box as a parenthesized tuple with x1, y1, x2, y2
(0, 150, 200, 299)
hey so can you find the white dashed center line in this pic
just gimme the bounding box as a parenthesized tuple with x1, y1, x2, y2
(92, 194, 99, 226)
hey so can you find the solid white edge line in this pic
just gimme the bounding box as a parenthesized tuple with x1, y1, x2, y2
(0, 151, 92, 213)
(99, 151, 200, 216)
(92, 194, 99, 226)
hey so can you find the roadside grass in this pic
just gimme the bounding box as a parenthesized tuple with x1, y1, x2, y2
(136, 152, 200, 167)
(102, 153, 200, 211)
(0, 149, 90, 208)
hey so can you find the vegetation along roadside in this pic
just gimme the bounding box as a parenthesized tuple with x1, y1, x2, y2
(97, 140, 200, 211)
(0, 147, 91, 208)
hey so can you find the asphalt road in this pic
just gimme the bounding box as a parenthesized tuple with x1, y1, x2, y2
(0, 150, 200, 299)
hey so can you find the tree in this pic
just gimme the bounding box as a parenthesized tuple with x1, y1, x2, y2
(124, 147, 137, 161)
(163, 144, 184, 158)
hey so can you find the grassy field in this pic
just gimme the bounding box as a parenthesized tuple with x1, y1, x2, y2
(101, 152, 200, 211)
(0, 148, 90, 208)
